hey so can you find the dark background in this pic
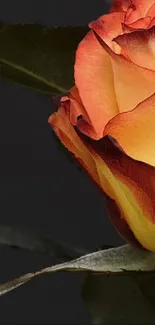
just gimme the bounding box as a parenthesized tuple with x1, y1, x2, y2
(0, 1, 124, 323)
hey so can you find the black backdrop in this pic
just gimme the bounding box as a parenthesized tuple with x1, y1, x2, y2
(0, 1, 124, 323)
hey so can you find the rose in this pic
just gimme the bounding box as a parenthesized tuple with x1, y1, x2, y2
(49, 0, 155, 252)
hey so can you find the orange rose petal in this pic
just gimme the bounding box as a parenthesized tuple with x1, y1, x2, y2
(125, 4, 137, 22)
(62, 87, 89, 126)
(114, 26, 155, 70)
(61, 87, 101, 139)
(125, 0, 155, 24)
(104, 92, 155, 166)
(121, 17, 151, 34)
(110, 0, 130, 13)
(110, 0, 154, 20)
(149, 17, 155, 28)
(48, 103, 101, 189)
(94, 31, 155, 113)
(89, 11, 125, 52)
(127, 16, 151, 28)
(74, 30, 119, 139)
(146, 2, 155, 19)
(48, 104, 142, 249)
(121, 22, 137, 33)
(148, 3, 155, 27)
(49, 106, 155, 251)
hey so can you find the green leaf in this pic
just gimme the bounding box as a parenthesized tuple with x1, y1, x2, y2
(1, 245, 155, 297)
(0, 224, 88, 260)
(3, 245, 155, 323)
(83, 273, 155, 324)
(0, 23, 88, 95)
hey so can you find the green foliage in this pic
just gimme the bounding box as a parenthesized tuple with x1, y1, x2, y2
(0, 23, 88, 95)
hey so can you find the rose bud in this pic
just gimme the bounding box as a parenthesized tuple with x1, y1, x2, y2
(49, 0, 155, 252)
